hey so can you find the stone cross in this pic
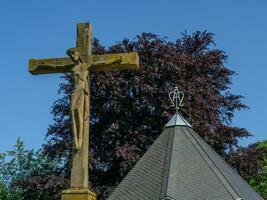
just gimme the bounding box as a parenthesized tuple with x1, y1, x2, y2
(29, 23, 139, 198)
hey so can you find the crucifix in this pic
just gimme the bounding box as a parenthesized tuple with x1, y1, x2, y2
(29, 23, 139, 199)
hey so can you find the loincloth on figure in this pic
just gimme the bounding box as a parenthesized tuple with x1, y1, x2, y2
(70, 88, 89, 121)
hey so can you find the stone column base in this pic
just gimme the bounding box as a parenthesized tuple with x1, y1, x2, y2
(61, 189, 96, 200)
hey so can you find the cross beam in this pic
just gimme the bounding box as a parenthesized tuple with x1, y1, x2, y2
(28, 23, 139, 196)
(29, 52, 139, 74)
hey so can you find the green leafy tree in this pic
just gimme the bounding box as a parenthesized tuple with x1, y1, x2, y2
(0, 138, 66, 200)
(248, 141, 267, 199)
(250, 159, 267, 198)
(0, 181, 6, 200)
(227, 140, 267, 199)
(0, 138, 28, 200)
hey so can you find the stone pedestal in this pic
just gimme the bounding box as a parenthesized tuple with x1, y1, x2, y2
(61, 189, 96, 200)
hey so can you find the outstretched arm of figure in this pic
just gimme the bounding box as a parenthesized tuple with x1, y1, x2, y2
(92, 56, 123, 67)
(38, 61, 74, 69)
(29, 58, 74, 75)
(90, 52, 139, 72)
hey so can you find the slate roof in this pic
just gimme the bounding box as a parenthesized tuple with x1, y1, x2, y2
(107, 113, 263, 200)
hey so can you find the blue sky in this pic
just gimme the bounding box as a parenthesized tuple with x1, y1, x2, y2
(0, 0, 266, 152)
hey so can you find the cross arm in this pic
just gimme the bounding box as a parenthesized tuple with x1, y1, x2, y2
(29, 57, 74, 75)
(91, 52, 139, 72)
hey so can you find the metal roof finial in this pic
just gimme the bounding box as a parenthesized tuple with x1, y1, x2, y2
(169, 86, 184, 113)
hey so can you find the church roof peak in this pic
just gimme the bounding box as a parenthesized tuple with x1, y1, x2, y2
(165, 113, 192, 128)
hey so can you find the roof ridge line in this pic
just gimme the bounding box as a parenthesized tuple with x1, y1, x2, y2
(182, 127, 240, 200)
(178, 113, 192, 127)
(184, 126, 264, 200)
(159, 117, 176, 199)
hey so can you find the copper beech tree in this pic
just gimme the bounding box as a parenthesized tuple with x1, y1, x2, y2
(23, 31, 250, 199)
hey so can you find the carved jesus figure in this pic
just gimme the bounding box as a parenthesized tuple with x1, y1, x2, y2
(67, 48, 90, 150)
(40, 47, 123, 150)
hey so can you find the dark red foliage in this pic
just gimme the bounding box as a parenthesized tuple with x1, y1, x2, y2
(19, 172, 68, 200)
(26, 32, 250, 199)
(227, 143, 267, 181)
